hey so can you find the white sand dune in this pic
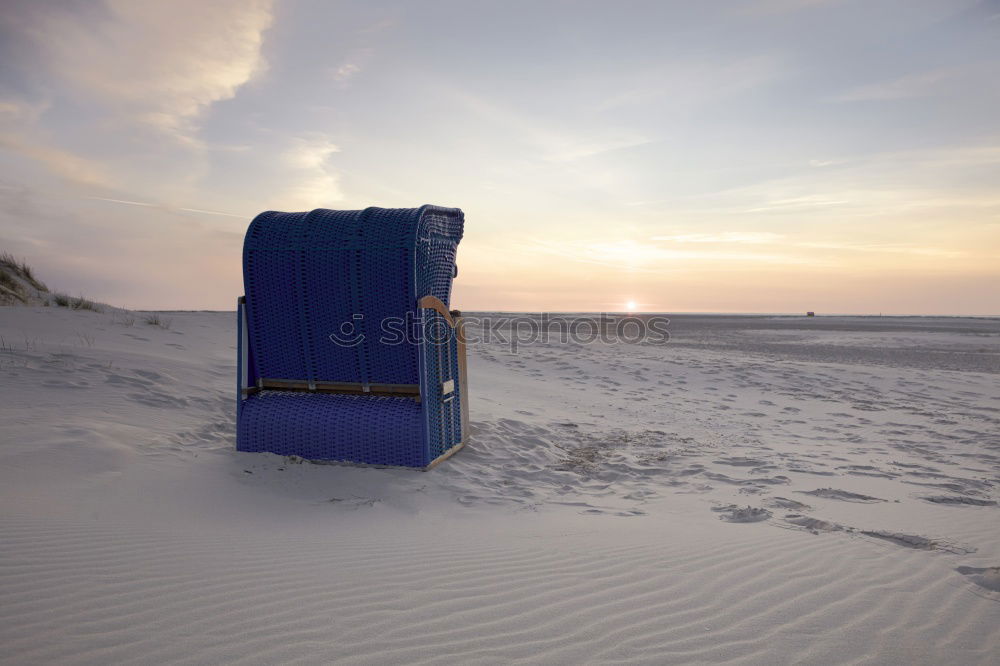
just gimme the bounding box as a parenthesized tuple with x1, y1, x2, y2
(1, 307, 998, 664)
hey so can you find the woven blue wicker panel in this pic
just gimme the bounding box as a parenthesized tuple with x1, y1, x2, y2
(416, 210, 463, 307)
(243, 211, 310, 381)
(300, 210, 366, 384)
(238, 391, 425, 467)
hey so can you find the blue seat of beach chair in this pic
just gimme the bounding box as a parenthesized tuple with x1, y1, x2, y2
(236, 206, 468, 469)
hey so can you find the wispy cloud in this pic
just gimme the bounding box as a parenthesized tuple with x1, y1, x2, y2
(453, 92, 652, 163)
(20, 0, 274, 142)
(596, 55, 788, 112)
(798, 241, 963, 258)
(834, 63, 1000, 102)
(835, 68, 954, 102)
(87, 195, 244, 219)
(0, 99, 49, 125)
(283, 136, 341, 169)
(527, 238, 817, 271)
(648, 229, 966, 260)
(177, 207, 245, 219)
(0, 134, 111, 188)
(333, 63, 361, 83)
(278, 134, 343, 209)
(744, 195, 849, 212)
(87, 197, 155, 208)
(651, 232, 785, 244)
(809, 159, 843, 167)
(736, 0, 844, 15)
(330, 45, 375, 87)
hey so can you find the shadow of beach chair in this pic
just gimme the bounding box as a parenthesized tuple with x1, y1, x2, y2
(236, 206, 468, 469)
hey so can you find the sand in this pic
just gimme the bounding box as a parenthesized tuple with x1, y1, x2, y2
(1, 307, 998, 664)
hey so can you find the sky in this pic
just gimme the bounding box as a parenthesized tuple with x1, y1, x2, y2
(0, 0, 998, 314)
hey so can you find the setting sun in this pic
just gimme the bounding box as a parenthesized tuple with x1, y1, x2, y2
(625, 300, 637, 312)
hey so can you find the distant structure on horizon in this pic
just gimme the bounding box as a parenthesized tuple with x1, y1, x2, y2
(806, 311, 816, 317)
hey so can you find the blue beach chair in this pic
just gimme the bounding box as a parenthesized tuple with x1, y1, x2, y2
(236, 206, 468, 469)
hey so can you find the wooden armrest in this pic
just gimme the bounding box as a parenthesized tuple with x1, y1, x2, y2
(417, 295, 456, 327)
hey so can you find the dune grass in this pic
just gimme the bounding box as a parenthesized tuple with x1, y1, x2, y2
(0, 252, 48, 293)
(49, 292, 103, 312)
(0, 252, 110, 314)
(144, 312, 171, 329)
(0, 266, 25, 299)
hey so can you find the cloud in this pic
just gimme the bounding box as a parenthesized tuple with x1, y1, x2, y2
(283, 174, 343, 210)
(651, 232, 785, 244)
(834, 63, 1000, 103)
(650, 229, 967, 260)
(596, 55, 788, 112)
(86, 196, 245, 219)
(276, 134, 343, 209)
(835, 69, 953, 102)
(283, 136, 340, 169)
(0, 98, 112, 188)
(329, 45, 374, 87)
(736, 0, 844, 15)
(19, 0, 274, 141)
(0, 1, 275, 204)
(176, 207, 245, 219)
(452, 91, 652, 164)
(523, 235, 968, 279)
(698, 142, 1000, 221)
(0, 133, 112, 188)
(905, 144, 1000, 168)
(0, 99, 48, 125)
(527, 238, 816, 271)
(86, 197, 155, 208)
(743, 196, 849, 212)
(798, 241, 963, 258)
(333, 63, 361, 83)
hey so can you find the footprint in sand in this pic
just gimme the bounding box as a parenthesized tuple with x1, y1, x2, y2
(712, 505, 772, 523)
(919, 495, 997, 507)
(327, 497, 381, 509)
(42, 379, 89, 389)
(714, 456, 767, 467)
(783, 514, 845, 534)
(787, 465, 837, 476)
(104, 372, 153, 388)
(836, 464, 898, 479)
(127, 392, 189, 408)
(861, 531, 975, 554)
(798, 488, 886, 503)
(766, 496, 812, 511)
(955, 566, 1000, 594)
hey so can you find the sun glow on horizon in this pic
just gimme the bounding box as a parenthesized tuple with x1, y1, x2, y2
(626, 300, 637, 312)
